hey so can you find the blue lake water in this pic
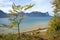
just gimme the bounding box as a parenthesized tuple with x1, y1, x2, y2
(0, 17, 51, 33)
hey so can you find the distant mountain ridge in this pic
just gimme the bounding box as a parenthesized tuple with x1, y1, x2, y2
(25, 11, 50, 17)
(18, 11, 51, 17)
(0, 10, 7, 18)
(0, 10, 51, 18)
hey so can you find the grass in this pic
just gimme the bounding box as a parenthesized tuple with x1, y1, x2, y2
(0, 31, 60, 40)
(0, 32, 47, 40)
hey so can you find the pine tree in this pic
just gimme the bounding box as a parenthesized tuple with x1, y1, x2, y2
(2, 3, 34, 40)
(47, 0, 60, 38)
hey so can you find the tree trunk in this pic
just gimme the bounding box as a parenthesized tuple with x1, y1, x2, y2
(18, 23, 20, 40)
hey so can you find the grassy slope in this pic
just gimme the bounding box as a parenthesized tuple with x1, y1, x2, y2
(0, 32, 60, 40)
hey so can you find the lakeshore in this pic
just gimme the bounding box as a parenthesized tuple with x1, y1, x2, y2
(0, 17, 50, 34)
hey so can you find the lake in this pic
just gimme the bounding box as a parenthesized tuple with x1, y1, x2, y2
(0, 17, 51, 34)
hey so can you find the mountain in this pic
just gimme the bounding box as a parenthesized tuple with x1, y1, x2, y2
(0, 10, 7, 18)
(18, 11, 51, 17)
(0, 10, 51, 18)
(0, 11, 51, 25)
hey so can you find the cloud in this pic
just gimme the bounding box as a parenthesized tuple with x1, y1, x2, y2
(0, 0, 53, 16)
(0, 0, 13, 7)
(0, 0, 13, 13)
(0, 1, 13, 5)
(31, 0, 43, 2)
(0, 0, 2, 2)
(31, 0, 45, 3)
(0, 0, 3, 3)
(25, 0, 54, 16)
(0, 7, 12, 13)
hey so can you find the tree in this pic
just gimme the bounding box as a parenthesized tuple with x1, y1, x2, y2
(2, 3, 34, 40)
(47, 0, 60, 39)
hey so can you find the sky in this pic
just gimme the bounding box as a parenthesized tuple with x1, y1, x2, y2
(0, 0, 54, 16)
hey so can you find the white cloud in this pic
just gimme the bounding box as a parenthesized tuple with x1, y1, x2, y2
(0, 0, 2, 2)
(31, 0, 44, 3)
(0, 0, 13, 7)
(0, 0, 53, 16)
(31, 0, 43, 2)
(0, 0, 13, 13)
(0, 0, 3, 3)
(0, 7, 12, 13)
(0, 1, 13, 5)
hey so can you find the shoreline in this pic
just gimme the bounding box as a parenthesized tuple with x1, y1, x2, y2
(0, 26, 47, 35)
